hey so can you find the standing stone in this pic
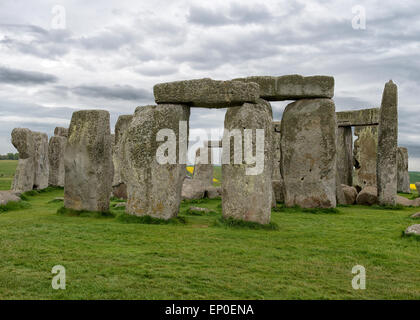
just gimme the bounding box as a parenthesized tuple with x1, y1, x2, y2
(222, 99, 273, 224)
(64, 110, 113, 212)
(397, 147, 410, 193)
(281, 99, 337, 208)
(11, 128, 35, 192)
(112, 115, 133, 199)
(353, 126, 378, 191)
(48, 135, 66, 187)
(54, 127, 68, 137)
(377, 81, 398, 205)
(193, 147, 213, 187)
(336, 126, 353, 186)
(32, 132, 49, 190)
(272, 121, 284, 202)
(123, 104, 190, 219)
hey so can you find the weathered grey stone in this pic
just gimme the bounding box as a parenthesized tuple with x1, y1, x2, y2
(205, 186, 221, 199)
(48, 136, 66, 187)
(182, 179, 205, 200)
(112, 115, 133, 187)
(411, 212, 420, 218)
(204, 140, 222, 148)
(353, 126, 378, 191)
(336, 108, 380, 127)
(272, 180, 284, 203)
(272, 121, 284, 203)
(54, 127, 68, 137)
(114, 202, 126, 208)
(397, 147, 410, 193)
(336, 126, 353, 186)
(32, 132, 49, 190)
(405, 224, 420, 236)
(0, 190, 20, 205)
(154, 78, 260, 108)
(64, 110, 113, 212)
(340, 184, 358, 205)
(193, 147, 213, 187)
(416, 182, 420, 193)
(188, 206, 212, 214)
(222, 99, 273, 224)
(112, 182, 127, 200)
(234, 75, 334, 101)
(123, 104, 190, 219)
(377, 80, 398, 205)
(396, 195, 414, 207)
(11, 128, 35, 192)
(281, 99, 337, 208)
(356, 186, 378, 205)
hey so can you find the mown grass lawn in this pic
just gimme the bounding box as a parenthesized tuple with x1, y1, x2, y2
(1, 187, 420, 300)
(0, 160, 17, 190)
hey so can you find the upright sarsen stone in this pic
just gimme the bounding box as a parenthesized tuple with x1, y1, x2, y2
(397, 147, 410, 193)
(222, 99, 273, 224)
(353, 126, 378, 190)
(123, 104, 190, 219)
(64, 110, 113, 212)
(48, 135, 66, 187)
(11, 128, 35, 192)
(377, 81, 398, 205)
(272, 121, 284, 202)
(281, 99, 337, 208)
(193, 147, 213, 187)
(32, 132, 49, 190)
(54, 127, 68, 138)
(336, 126, 353, 186)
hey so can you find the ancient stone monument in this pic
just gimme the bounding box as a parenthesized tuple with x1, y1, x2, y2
(64, 110, 113, 212)
(222, 99, 273, 224)
(397, 147, 410, 193)
(112, 115, 133, 199)
(193, 146, 213, 186)
(377, 80, 398, 205)
(271, 121, 284, 203)
(353, 126, 378, 191)
(32, 132, 49, 190)
(48, 127, 67, 187)
(123, 104, 190, 220)
(11, 128, 36, 192)
(281, 98, 337, 208)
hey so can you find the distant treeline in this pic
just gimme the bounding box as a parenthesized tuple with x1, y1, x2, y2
(0, 153, 19, 160)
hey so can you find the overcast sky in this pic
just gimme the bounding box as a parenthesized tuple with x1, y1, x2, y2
(0, 0, 420, 168)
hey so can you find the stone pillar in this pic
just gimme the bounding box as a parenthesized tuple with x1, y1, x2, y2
(222, 99, 273, 224)
(32, 132, 49, 190)
(64, 110, 113, 212)
(281, 98, 337, 208)
(397, 146, 410, 193)
(123, 104, 190, 220)
(336, 126, 353, 186)
(112, 115, 133, 199)
(272, 121, 284, 203)
(48, 133, 66, 187)
(193, 146, 213, 186)
(353, 126, 378, 190)
(11, 128, 35, 192)
(377, 80, 398, 205)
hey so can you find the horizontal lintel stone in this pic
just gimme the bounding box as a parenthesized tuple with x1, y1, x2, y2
(233, 75, 334, 101)
(336, 108, 380, 127)
(153, 78, 260, 108)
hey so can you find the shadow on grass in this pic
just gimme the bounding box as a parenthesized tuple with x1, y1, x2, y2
(213, 217, 279, 231)
(57, 206, 114, 218)
(21, 186, 63, 200)
(116, 213, 186, 225)
(372, 204, 405, 210)
(273, 204, 340, 214)
(401, 231, 420, 242)
(0, 200, 31, 213)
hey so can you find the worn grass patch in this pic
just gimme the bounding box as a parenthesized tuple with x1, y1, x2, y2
(0, 200, 30, 213)
(372, 204, 405, 210)
(57, 206, 114, 218)
(213, 217, 279, 230)
(116, 213, 186, 225)
(273, 204, 340, 214)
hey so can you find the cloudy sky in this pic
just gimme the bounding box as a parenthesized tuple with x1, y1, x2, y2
(0, 0, 420, 167)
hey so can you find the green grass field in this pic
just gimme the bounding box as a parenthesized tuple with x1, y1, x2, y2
(1, 161, 420, 299)
(0, 160, 17, 190)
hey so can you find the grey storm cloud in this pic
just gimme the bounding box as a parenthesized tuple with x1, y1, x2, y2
(71, 85, 152, 101)
(0, 66, 58, 85)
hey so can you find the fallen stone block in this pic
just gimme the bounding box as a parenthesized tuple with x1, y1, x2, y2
(356, 186, 378, 206)
(405, 224, 420, 236)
